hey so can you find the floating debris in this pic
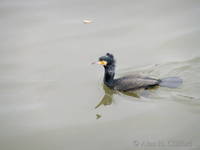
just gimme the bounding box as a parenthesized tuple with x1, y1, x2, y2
(96, 114, 101, 119)
(83, 19, 93, 24)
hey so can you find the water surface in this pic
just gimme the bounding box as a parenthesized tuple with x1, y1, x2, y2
(1, 0, 200, 150)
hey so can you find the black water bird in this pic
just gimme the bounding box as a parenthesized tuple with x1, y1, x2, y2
(93, 53, 182, 92)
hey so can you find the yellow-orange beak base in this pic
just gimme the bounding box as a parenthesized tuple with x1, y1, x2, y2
(98, 61, 107, 66)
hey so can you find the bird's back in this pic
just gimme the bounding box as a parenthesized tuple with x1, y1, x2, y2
(113, 74, 160, 91)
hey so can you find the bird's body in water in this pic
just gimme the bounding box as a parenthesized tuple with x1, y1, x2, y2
(94, 53, 182, 92)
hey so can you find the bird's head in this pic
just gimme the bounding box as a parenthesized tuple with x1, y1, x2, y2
(97, 53, 115, 67)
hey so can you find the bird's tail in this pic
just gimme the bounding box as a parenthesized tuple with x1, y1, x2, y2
(159, 77, 183, 88)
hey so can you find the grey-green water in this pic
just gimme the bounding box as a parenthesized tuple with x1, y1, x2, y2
(1, 0, 200, 150)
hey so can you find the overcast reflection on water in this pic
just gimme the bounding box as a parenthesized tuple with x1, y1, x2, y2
(0, 0, 200, 150)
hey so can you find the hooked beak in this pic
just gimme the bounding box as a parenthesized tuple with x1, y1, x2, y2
(91, 60, 108, 66)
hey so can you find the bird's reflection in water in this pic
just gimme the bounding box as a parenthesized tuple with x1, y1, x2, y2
(95, 85, 159, 109)
(95, 85, 141, 109)
(95, 85, 114, 109)
(94, 85, 159, 119)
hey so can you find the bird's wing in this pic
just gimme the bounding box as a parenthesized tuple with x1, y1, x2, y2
(114, 75, 159, 91)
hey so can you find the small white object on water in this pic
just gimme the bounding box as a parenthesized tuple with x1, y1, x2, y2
(83, 19, 93, 24)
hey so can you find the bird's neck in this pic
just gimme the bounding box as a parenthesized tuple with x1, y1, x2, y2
(104, 65, 115, 87)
